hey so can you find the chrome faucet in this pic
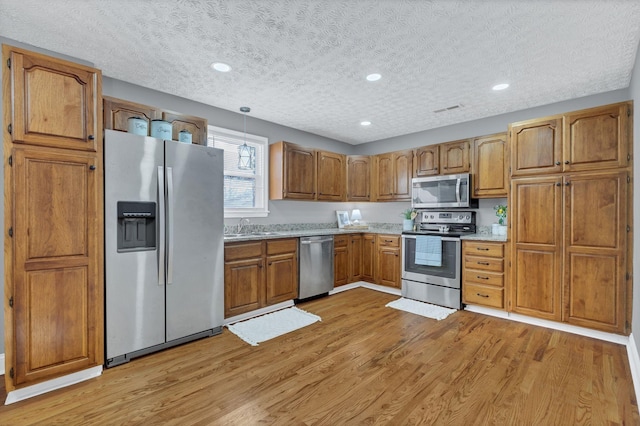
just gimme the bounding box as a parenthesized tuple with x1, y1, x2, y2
(237, 218, 250, 234)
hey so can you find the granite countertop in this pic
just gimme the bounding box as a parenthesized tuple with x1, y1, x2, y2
(460, 232, 508, 242)
(223, 227, 401, 242)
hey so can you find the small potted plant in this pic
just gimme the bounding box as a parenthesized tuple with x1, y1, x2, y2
(401, 208, 417, 231)
(493, 204, 507, 235)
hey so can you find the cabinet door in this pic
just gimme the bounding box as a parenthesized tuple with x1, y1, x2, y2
(415, 145, 439, 176)
(510, 117, 563, 177)
(224, 257, 264, 318)
(377, 247, 400, 288)
(361, 234, 376, 282)
(393, 150, 413, 200)
(375, 153, 395, 200)
(9, 49, 100, 152)
(346, 155, 370, 201)
(266, 252, 298, 305)
(510, 176, 562, 320)
(103, 96, 159, 135)
(283, 143, 316, 199)
(563, 171, 627, 333)
(440, 140, 470, 174)
(564, 102, 630, 172)
(162, 111, 208, 145)
(12, 148, 102, 386)
(334, 236, 349, 287)
(350, 234, 363, 281)
(317, 151, 346, 201)
(472, 133, 508, 198)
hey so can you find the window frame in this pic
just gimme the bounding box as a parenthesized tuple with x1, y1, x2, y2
(208, 124, 269, 218)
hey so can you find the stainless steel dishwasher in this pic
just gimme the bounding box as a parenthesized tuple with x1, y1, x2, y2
(298, 235, 334, 300)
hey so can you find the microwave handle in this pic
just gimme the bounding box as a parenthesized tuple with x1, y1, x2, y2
(456, 178, 462, 203)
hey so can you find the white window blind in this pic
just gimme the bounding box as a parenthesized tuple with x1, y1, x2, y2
(208, 125, 269, 218)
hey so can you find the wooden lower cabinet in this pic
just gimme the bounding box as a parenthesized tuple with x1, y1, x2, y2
(334, 235, 350, 286)
(361, 234, 376, 283)
(224, 239, 298, 318)
(376, 235, 401, 288)
(350, 234, 363, 281)
(462, 241, 506, 309)
(511, 171, 629, 334)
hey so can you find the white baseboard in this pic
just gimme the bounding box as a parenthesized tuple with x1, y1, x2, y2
(0, 353, 4, 375)
(464, 304, 629, 345)
(4, 365, 102, 405)
(330, 281, 402, 297)
(627, 333, 640, 401)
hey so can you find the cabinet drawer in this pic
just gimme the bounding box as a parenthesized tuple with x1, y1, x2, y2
(266, 238, 298, 255)
(464, 255, 504, 272)
(463, 242, 504, 258)
(464, 270, 504, 287)
(378, 235, 400, 248)
(334, 235, 349, 247)
(225, 241, 264, 261)
(463, 283, 504, 309)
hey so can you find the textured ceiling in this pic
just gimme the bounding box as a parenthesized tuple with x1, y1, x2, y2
(1, 0, 640, 145)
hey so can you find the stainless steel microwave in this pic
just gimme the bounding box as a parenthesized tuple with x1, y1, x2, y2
(411, 173, 478, 209)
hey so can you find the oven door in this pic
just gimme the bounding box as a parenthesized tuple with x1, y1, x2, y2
(401, 235, 461, 289)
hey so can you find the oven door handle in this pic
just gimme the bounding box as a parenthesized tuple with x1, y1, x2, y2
(402, 235, 460, 242)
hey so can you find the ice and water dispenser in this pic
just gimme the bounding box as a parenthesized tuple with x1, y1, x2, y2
(117, 201, 156, 251)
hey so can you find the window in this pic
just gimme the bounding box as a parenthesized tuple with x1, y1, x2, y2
(208, 125, 269, 218)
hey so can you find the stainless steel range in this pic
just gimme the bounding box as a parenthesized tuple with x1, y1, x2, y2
(401, 210, 476, 309)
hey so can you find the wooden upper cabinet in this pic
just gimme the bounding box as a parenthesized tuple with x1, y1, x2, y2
(440, 139, 470, 174)
(270, 141, 316, 200)
(472, 132, 508, 198)
(317, 151, 346, 201)
(8, 48, 101, 152)
(564, 102, 631, 172)
(393, 150, 413, 200)
(510, 116, 563, 177)
(161, 111, 208, 145)
(346, 155, 371, 201)
(103, 96, 159, 135)
(415, 145, 440, 176)
(374, 150, 413, 201)
(12, 147, 102, 386)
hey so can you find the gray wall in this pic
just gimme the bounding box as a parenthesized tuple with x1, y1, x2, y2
(630, 40, 640, 354)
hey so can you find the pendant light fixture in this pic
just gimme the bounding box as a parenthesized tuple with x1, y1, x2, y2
(237, 106, 254, 170)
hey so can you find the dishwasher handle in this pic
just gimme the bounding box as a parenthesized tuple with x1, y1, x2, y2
(300, 237, 334, 244)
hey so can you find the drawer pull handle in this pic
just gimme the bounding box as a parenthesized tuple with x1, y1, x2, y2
(384, 240, 393, 243)
(476, 293, 489, 298)
(477, 276, 489, 280)
(476, 247, 489, 251)
(477, 262, 490, 265)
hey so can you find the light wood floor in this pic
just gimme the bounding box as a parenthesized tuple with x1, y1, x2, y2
(0, 288, 637, 425)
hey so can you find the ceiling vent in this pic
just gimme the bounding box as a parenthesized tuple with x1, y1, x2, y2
(433, 104, 463, 113)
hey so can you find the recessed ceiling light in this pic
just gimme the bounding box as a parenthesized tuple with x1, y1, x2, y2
(361, 121, 372, 126)
(211, 62, 231, 72)
(492, 83, 509, 91)
(366, 73, 381, 82)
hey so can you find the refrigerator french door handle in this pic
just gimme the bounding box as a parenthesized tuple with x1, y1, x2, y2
(157, 166, 166, 286)
(166, 166, 175, 285)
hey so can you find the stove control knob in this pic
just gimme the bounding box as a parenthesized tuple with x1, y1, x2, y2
(458, 214, 463, 220)
(466, 215, 470, 220)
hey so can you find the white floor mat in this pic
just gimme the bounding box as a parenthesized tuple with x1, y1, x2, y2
(386, 297, 456, 320)
(227, 306, 321, 346)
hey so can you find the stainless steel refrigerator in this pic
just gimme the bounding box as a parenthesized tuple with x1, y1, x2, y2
(104, 129, 224, 367)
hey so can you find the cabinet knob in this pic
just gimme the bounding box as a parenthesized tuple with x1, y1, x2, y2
(565, 160, 570, 164)
(268, 262, 272, 266)
(555, 161, 561, 165)
(556, 182, 561, 187)
(565, 181, 571, 186)
(89, 165, 96, 170)
(88, 135, 95, 140)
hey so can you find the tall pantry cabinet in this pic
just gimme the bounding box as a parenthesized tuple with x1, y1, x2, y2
(2, 45, 104, 390)
(509, 102, 631, 334)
